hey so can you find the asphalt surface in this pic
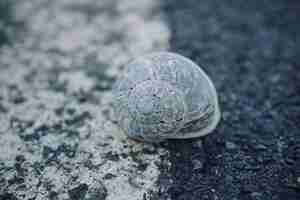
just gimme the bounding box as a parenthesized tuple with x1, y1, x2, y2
(162, 0, 300, 200)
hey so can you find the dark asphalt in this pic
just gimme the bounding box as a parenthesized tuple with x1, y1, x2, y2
(162, 0, 300, 200)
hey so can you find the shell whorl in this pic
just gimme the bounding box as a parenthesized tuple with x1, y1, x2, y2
(113, 52, 220, 142)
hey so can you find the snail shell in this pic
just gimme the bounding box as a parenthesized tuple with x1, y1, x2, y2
(112, 52, 220, 142)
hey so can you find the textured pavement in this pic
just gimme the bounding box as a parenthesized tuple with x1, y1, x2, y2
(0, 1, 170, 200)
(163, 0, 300, 200)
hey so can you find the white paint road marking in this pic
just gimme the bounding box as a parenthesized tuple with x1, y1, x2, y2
(0, 0, 170, 199)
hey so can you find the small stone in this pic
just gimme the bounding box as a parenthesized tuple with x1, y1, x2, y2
(104, 173, 116, 180)
(68, 184, 88, 200)
(192, 159, 204, 170)
(226, 141, 237, 150)
(105, 151, 120, 161)
(194, 140, 203, 148)
(86, 182, 107, 200)
(255, 144, 267, 150)
(251, 192, 262, 198)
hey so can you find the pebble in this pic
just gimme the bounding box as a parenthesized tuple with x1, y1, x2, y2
(255, 144, 267, 150)
(194, 140, 203, 148)
(251, 192, 262, 199)
(192, 159, 204, 170)
(226, 141, 237, 150)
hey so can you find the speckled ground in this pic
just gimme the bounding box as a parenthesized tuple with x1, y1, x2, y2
(0, 1, 170, 200)
(162, 0, 300, 200)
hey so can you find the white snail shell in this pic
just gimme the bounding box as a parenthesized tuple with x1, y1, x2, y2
(112, 52, 221, 142)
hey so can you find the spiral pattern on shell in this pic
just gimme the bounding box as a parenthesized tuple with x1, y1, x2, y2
(112, 52, 220, 142)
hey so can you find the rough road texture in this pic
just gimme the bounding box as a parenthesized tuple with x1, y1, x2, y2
(0, 1, 170, 200)
(163, 0, 300, 200)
